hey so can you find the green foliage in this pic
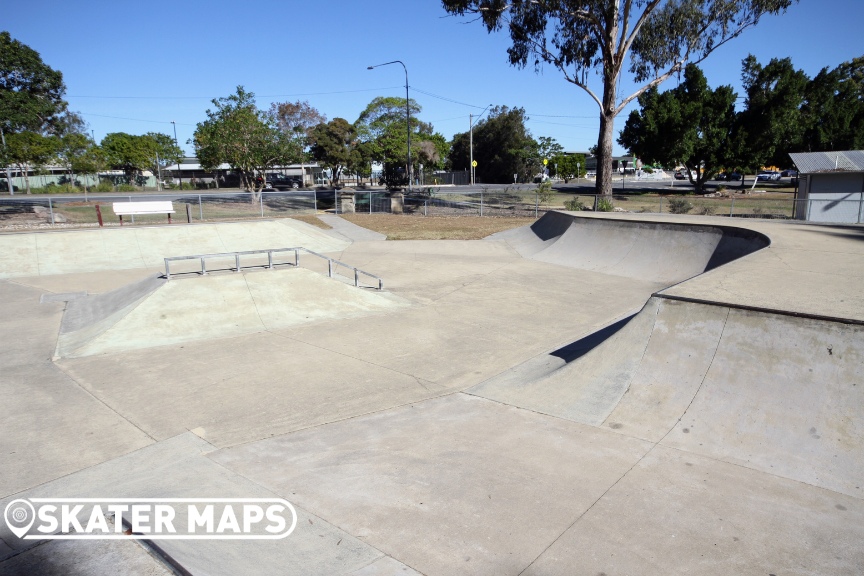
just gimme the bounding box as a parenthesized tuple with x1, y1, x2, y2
(668, 198, 693, 214)
(309, 118, 356, 186)
(449, 106, 537, 183)
(117, 183, 137, 192)
(441, 0, 797, 196)
(563, 198, 585, 211)
(93, 180, 114, 192)
(618, 64, 737, 194)
(100, 132, 181, 185)
(737, 55, 809, 169)
(0, 31, 68, 133)
(353, 96, 445, 183)
(801, 56, 864, 152)
(596, 197, 614, 212)
(537, 136, 563, 162)
(193, 86, 301, 196)
(552, 153, 586, 181)
(4, 131, 60, 193)
(536, 180, 555, 206)
(696, 205, 715, 216)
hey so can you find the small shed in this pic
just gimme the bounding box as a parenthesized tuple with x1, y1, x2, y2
(789, 151, 864, 223)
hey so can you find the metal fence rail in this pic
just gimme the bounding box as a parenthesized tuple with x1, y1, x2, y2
(2, 189, 862, 227)
(163, 247, 384, 290)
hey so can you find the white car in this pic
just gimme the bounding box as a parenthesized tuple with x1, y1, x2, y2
(757, 171, 781, 181)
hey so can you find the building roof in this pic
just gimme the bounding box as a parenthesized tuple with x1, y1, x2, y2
(789, 151, 864, 173)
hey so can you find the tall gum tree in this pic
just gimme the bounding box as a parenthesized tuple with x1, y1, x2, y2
(441, 0, 797, 196)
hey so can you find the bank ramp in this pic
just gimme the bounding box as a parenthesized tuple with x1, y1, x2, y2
(470, 295, 864, 497)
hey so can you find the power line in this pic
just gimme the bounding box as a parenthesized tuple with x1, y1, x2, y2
(409, 87, 487, 109)
(78, 112, 196, 126)
(68, 86, 402, 100)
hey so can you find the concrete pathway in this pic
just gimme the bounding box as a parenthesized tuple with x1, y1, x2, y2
(316, 214, 387, 242)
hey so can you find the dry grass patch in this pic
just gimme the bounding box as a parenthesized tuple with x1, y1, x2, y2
(289, 215, 332, 229)
(340, 214, 537, 240)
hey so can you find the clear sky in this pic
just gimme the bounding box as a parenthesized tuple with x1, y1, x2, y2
(5, 0, 863, 156)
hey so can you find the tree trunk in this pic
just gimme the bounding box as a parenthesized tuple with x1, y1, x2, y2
(595, 79, 618, 197)
(22, 165, 31, 194)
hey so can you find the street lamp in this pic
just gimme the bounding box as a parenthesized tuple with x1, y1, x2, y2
(171, 120, 181, 189)
(367, 60, 411, 190)
(470, 104, 492, 186)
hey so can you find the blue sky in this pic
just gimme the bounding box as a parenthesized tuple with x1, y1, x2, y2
(6, 0, 863, 156)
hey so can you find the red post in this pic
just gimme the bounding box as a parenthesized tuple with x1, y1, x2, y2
(95, 204, 104, 227)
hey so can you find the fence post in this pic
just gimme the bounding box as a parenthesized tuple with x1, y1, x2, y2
(198, 195, 203, 220)
(48, 197, 55, 225)
(185, 203, 192, 223)
(334, 190, 338, 214)
(369, 192, 372, 214)
(129, 195, 134, 224)
(730, 197, 735, 217)
(313, 191, 318, 213)
(480, 188, 484, 216)
(859, 194, 863, 224)
(535, 192, 538, 218)
(95, 204, 103, 227)
(424, 199, 427, 216)
(659, 197, 662, 213)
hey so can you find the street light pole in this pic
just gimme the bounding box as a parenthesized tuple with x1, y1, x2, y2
(171, 121, 181, 189)
(469, 104, 492, 186)
(367, 60, 411, 190)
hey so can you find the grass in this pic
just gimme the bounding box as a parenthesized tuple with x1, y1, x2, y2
(289, 215, 332, 229)
(340, 214, 537, 240)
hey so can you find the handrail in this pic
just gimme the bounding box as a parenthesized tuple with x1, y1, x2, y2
(163, 247, 384, 290)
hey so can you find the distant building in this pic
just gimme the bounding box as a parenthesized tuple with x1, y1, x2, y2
(583, 154, 637, 175)
(789, 151, 864, 224)
(162, 158, 325, 187)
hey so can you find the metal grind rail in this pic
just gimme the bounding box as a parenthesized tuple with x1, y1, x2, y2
(163, 247, 384, 290)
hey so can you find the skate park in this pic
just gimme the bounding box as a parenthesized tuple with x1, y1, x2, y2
(0, 211, 862, 575)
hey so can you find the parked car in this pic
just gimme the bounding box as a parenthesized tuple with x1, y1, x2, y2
(780, 169, 798, 177)
(265, 174, 302, 190)
(674, 170, 688, 180)
(757, 171, 781, 181)
(716, 171, 742, 181)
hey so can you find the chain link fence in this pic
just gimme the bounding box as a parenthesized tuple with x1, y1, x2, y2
(1, 188, 861, 229)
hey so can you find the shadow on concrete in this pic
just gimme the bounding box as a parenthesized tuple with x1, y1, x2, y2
(550, 314, 636, 364)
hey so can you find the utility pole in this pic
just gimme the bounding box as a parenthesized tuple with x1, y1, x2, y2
(469, 104, 492, 186)
(171, 121, 181, 189)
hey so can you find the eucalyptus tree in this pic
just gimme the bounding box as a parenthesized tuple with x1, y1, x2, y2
(194, 87, 302, 198)
(441, 0, 798, 196)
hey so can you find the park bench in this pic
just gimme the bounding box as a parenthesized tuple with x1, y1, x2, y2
(112, 201, 175, 225)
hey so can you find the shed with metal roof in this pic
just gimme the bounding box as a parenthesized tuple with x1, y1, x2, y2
(789, 151, 864, 224)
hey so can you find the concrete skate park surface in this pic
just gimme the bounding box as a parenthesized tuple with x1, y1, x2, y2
(0, 213, 862, 575)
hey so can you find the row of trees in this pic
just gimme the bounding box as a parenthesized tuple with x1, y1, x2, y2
(619, 55, 864, 193)
(2, 129, 182, 193)
(1, 31, 183, 193)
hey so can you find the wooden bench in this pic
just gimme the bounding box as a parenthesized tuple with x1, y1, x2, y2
(112, 201, 175, 225)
